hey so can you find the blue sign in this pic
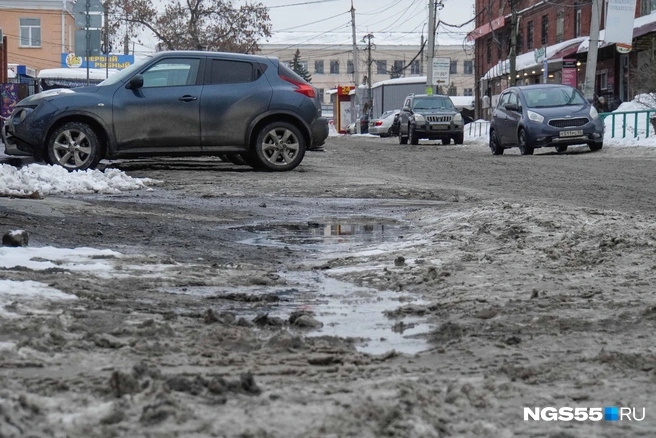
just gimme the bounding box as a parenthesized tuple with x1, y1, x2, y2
(61, 53, 134, 70)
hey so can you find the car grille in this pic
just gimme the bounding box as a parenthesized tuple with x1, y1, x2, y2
(548, 118, 589, 128)
(427, 115, 452, 123)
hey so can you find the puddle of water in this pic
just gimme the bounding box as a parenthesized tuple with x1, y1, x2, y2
(162, 271, 430, 355)
(235, 223, 405, 252)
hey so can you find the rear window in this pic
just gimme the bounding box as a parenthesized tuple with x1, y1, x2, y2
(209, 59, 254, 84)
(278, 62, 308, 84)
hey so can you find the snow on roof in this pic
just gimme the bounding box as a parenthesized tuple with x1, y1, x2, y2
(483, 37, 587, 80)
(372, 76, 427, 88)
(261, 31, 469, 47)
(37, 68, 120, 80)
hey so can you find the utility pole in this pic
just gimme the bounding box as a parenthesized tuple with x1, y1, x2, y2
(363, 33, 374, 116)
(583, 0, 602, 100)
(350, 1, 360, 132)
(509, 2, 518, 86)
(426, 0, 436, 95)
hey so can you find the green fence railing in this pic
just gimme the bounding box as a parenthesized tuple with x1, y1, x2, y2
(600, 110, 656, 139)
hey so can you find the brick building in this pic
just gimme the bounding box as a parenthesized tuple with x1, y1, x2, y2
(471, 0, 656, 116)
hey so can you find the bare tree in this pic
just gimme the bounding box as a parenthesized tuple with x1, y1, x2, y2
(106, 0, 272, 53)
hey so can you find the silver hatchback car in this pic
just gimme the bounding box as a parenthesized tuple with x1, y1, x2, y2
(368, 110, 399, 137)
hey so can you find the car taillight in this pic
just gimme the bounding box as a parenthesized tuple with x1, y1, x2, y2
(280, 75, 316, 98)
(375, 121, 383, 126)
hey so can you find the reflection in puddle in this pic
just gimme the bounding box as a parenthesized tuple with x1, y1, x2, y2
(162, 271, 430, 355)
(235, 223, 404, 251)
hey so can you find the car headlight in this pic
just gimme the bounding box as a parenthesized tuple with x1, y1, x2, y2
(453, 113, 463, 123)
(589, 106, 599, 119)
(414, 114, 425, 123)
(527, 110, 544, 123)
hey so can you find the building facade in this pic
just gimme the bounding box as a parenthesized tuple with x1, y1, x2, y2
(259, 34, 475, 112)
(0, 0, 76, 73)
(471, 0, 656, 117)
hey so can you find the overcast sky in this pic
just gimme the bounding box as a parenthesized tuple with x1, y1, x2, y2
(135, 0, 475, 52)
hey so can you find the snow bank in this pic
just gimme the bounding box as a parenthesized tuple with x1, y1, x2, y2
(604, 93, 656, 147)
(0, 164, 157, 196)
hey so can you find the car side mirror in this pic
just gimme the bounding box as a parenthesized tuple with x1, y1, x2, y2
(505, 103, 520, 112)
(126, 74, 144, 90)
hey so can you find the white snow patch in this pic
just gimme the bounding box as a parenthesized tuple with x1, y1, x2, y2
(0, 280, 77, 317)
(0, 164, 157, 196)
(0, 246, 121, 272)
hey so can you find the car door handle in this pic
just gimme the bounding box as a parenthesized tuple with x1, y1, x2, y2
(178, 95, 198, 102)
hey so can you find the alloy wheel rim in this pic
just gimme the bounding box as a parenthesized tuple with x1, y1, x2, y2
(262, 128, 299, 165)
(53, 129, 91, 169)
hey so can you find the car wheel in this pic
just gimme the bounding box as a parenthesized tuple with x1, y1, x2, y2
(555, 145, 568, 153)
(441, 138, 450, 145)
(588, 141, 603, 152)
(454, 132, 464, 145)
(47, 122, 102, 171)
(518, 128, 534, 155)
(489, 130, 504, 155)
(409, 125, 419, 145)
(253, 121, 305, 171)
(386, 127, 393, 137)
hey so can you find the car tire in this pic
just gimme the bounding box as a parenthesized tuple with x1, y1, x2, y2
(518, 128, 534, 155)
(588, 141, 603, 152)
(239, 151, 264, 169)
(386, 127, 393, 137)
(409, 125, 419, 145)
(454, 132, 464, 145)
(47, 122, 102, 171)
(252, 121, 306, 171)
(555, 145, 568, 153)
(217, 154, 230, 162)
(226, 154, 248, 165)
(489, 130, 504, 155)
(441, 138, 450, 145)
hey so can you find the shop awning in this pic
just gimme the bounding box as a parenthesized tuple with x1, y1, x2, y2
(467, 17, 505, 42)
(578, 12, 656, 53)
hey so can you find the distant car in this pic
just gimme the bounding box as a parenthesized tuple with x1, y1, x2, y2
(345, 115, 370, 134)
(489, 84, 604, 155)
(369, 110, 400, 137)
(398, 94, 464, 145)
(2, 51, 328, 171)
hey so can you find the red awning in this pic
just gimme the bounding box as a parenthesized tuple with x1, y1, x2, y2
(467, 17, 505, 42)
(548, 41, 583, 61)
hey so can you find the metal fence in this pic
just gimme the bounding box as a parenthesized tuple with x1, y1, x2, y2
(600, 110, 656, 139)
(465, 121, 490, 137)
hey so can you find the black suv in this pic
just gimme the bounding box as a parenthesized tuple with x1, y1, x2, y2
(398, 94, 464, 145)
(2, 51, 328, 171)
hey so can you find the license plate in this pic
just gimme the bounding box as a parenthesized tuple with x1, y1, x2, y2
(431, 124, 448, 130)
(559, 130, 584, 137)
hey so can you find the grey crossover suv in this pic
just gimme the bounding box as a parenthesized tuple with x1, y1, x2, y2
(489, 84, 604, 155)
(398, 94, 464, 145)
(2, 51, 328, 171)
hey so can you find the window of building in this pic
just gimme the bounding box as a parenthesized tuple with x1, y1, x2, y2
(330, 60, 339, 74)
(640, 0, 656, 15)
(464, 88, 473, 96)
(527, 21, 534, 50)
(450, 61, 458, 74)
(464, 60, 473, 74)
(347, 60, 354, 74)
(541, 15, 548, 46)
(596, 70, 608, 90)
(411, 60, 420, 74)
(317, 88, 324, 102)
(19, 18, 41, 48)
(486, 39, 492, 63)
(556, 9, 564, 43)
(208, 59, 254, 84)
(517, 27, 524, 52)
(574, 2, 581, 37)
(315, 60, 324, 74)
(393, 60, 404, 74)
(376, 60, 387, 75)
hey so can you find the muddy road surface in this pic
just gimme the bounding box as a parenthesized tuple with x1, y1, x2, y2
(1, 137, 656, 437)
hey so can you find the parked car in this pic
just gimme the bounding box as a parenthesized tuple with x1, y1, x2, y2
(2, 51, 328, 171)
(345, 114, 370, 134)
(398, 94, 464, 145)
(369, 110, 400, 137)
(489, 84, 604, 155)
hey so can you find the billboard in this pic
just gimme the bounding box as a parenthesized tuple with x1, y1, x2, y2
(61, 53, 134, 69)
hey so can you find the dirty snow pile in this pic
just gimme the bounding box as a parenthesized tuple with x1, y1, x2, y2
(0, 164, 157, 196)
(604, 93, 656, 147)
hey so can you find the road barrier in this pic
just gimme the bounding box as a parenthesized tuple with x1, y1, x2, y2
(466, 121, 490, 137)
(600, 110, 656, 139)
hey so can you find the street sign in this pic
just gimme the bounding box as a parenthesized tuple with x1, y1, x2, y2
(72, 0, 104, 13)
(75, 13, 102, 29)
(432, 57, 450, 86)
(75, 29, 101, 58)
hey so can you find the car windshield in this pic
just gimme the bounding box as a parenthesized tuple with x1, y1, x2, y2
(523, 87, 586, 108)
(97, 56, 152, 86)
(412, 97, 455, 111)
